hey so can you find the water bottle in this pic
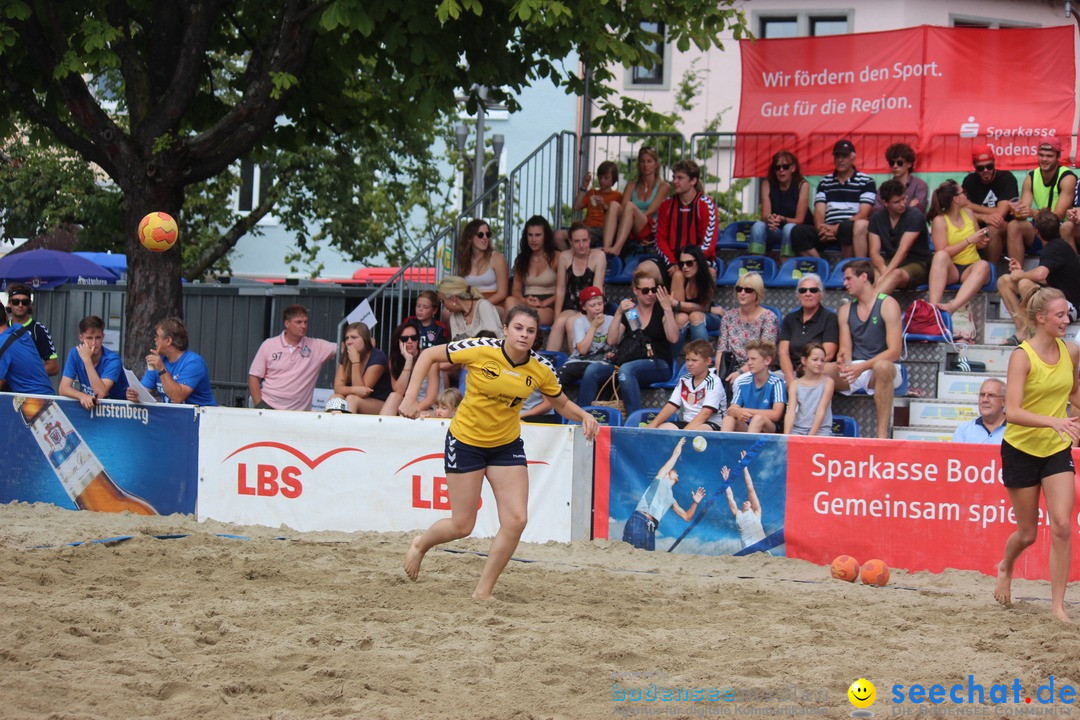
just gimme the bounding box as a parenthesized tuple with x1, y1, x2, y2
(626, 307, 641, 332)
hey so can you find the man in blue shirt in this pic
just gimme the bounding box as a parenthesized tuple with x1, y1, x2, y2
(0, 311, 55, 395)
(952, 379, 1007, 444)
(58, 315, 129, 409)
(126, 317, 217, 406)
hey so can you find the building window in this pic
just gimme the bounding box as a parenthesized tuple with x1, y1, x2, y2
(627, 22, 667, 89)
(237, 158, 272, 213)
(950, 15, 1037, 29)
(755, 11, 852, 38)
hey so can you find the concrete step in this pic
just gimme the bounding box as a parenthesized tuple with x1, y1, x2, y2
(893, 425, 954, 442)
(935, 371, 1006, 401)
(983, 320, 1016, 345)
(949, 344, 1014, 373)
(908, 398, 978, 428)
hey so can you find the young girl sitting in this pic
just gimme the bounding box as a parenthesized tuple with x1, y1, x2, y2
(421, 388, 462, 419)
(783, 342, 834, 436)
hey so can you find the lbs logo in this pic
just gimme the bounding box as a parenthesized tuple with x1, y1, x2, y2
(224, 442, 365, 498)
(397, 453, 482, 511)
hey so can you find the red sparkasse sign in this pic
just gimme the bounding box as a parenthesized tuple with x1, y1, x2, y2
(735, 25, 1076, 177)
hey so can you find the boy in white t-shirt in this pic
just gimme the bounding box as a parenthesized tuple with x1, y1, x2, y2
(648, 339, 727, 431)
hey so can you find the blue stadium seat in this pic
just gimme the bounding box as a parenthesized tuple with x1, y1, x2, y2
(608, 254, 640, 284)
(716, 220, 754, 250)
(824, 257, 870, 289)
(651, 362, 686, 391)
(831, 415, 860, 438)
(604, 255, 623, 283)
(538, 350, 568, 369)
(717, 256, 777, 286)
(624, 408, 663, 427)
(565, 405, 623, 426)
(761, 305, 783, 326)
(767, 257, 830, 288)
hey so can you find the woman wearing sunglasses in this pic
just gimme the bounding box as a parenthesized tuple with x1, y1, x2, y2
(671, 245, 718, 341)
(576, 268, 679, 414)
(713, 272, 778, 385)
(455, 218, 508, 311)
(749, 150, 809, 257)
(871, 143, 928, 214)
(380, 320, 441, 417)
(777, 273, 838, 386)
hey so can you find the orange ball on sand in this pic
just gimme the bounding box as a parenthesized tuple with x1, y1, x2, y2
(860, 558, 890, 586)
(830, 555, 859, 582)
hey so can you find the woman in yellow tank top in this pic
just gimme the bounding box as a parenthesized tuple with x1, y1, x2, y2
(398, 305, 599, 600)
(926, 180, 992, 314)
(997, 287, 1080, 621)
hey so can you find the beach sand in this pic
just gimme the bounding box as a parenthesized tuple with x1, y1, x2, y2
(1, 501, 1078, 719)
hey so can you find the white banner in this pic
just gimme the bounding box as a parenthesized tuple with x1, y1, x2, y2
(196, 409, 578, 542)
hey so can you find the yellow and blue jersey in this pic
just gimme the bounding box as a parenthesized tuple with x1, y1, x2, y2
(448, 337, 562, 447)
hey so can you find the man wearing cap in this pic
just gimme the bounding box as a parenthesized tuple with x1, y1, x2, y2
(961, 144, 1018, 265)
(5, 283, 59, 376)
(790, 139, 876, 259)
(1007, 137, 1075, 263)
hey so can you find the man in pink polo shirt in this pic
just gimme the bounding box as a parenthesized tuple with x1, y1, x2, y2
(248, 304, 337, 410)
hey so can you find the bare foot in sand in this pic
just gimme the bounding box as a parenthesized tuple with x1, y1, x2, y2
(1052, 607, 1073, 623)
(472, 590, 494, 602)
(993, 561, 1012, 607)
(404, 536, 426, 581)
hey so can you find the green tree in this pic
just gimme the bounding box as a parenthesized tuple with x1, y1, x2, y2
(0, 0, 747, 367)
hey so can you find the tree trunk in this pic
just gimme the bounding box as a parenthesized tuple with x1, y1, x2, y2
(123, 187, 184, 371)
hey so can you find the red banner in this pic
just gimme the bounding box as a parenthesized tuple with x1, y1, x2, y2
(784, 437, 1080, 581)
(735, 25, 1076, 177)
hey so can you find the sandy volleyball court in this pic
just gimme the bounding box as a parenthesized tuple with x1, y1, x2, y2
(1, 501, 1077, 719)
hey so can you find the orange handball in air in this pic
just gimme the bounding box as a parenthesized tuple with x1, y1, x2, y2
(830, 555, 859, 583)
(138, 212, 179, 252)
(860, 558, 890, 587)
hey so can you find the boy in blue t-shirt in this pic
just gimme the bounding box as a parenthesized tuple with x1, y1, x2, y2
(720, 340, 786, 434)
(58, 315, 129, 409)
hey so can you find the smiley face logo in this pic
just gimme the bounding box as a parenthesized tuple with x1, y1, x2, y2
(848, 678, 876, 710)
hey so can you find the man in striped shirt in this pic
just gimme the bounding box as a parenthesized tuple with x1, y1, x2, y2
(791, 139, 877, 259)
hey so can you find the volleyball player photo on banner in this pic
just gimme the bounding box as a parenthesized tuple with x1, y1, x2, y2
(600, 429, 788, 556)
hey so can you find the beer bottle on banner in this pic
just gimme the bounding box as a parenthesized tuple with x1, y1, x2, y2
(13, 397, 157, 515)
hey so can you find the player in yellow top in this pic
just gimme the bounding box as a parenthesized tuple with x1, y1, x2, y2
(996, 287, 1080, 622)
(399, 305, 600, 600)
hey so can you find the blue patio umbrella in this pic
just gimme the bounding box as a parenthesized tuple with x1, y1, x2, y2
(0, 249, 118, 290)
(73, 251, 127, 281)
